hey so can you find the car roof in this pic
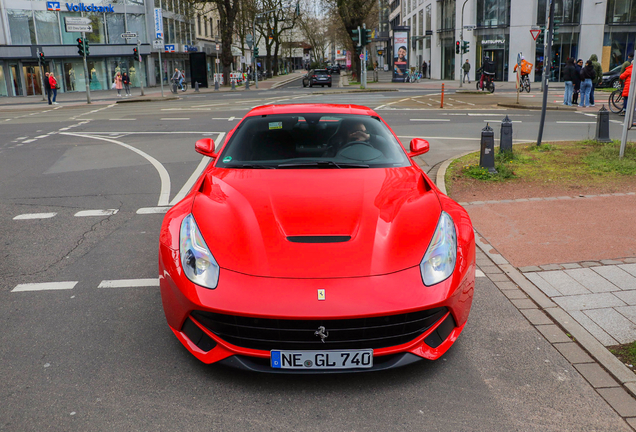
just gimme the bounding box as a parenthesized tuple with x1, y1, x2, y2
(246, 104, 378, 117)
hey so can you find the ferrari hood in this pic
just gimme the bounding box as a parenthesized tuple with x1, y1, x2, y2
(191, 167, 442, 278)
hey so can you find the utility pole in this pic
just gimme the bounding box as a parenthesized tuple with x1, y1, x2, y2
(37, 49, 46, 101)
(537, 0, 555, 146)
(136, 38, 145, 96)
(459, 0, 468, 88)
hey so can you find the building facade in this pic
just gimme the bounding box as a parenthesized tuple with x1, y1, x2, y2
(396, 0, 628, 82)
(0, 0, 197, 97)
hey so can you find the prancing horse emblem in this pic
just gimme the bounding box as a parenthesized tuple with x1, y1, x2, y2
(314, 326, 329, 343)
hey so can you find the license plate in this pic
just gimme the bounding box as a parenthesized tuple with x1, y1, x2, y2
(271, 349, 373, 369)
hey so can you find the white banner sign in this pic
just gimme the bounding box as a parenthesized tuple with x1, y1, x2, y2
(154, 8, 163, 40)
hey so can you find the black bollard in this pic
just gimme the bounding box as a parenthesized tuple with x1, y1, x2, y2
(500, 115, 513, 153)
(480, 123, 497, 174)
(595, 105, 611, 142)
(245, 77, 250, 90)
(214, 76, 219, 91)
(195, 81, 200, 92)
(231, 77, 236, 91)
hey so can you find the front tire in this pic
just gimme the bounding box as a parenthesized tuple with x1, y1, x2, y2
(476, 81, 480, 91)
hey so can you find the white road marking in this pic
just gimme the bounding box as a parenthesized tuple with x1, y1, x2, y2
(610, 120, 623, 124)
(169, 132, 225, 206)
(61, 132, 172, 207)
(161, 118, 190, 121)
(109, 118, 136, 121)
(374, 105, 386, 110)
(13, 212, 57, 220)
(410, 119, 451, 122)
(81, 131, 222, 135)
(136, 207, 171, 214)
(74, 209, 119, 217)
(483, 120, 522, 123)
(35, 135, 49, 138)
(16, 137, 28, 140)
(22, 139, 37, 143)
(12, 281, 78, 292)
(476, 270, 486, 277)
(98, 278, 159, 288)
(556, 121, 596, 124)
(228, 117, 235, 121)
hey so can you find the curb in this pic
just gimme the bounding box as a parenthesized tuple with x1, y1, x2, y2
(455, 90, 492, 95)
(497, 102, 577, 111)
(436, 151, 636, 427)
(116, 96, 179, 103)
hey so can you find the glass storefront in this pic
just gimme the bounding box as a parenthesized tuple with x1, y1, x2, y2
(8, 10, 36, 45)
(106, 14, 126, 44)
(476, 0, 511, 27)
(9, 64, 23, 96)
(603, 31, 636, 71)
(537, 0, 581, 25)
(0, 66, 8, 97)
(35, 11, 62, 45)
(107, 57, 147, 88)
(441, 36, 455, 80)
(127, 14, 148, 44)
(475, 33, 509, 81)
(534, 30, 579, 82)
(22, 63, 43, 96)
(606, 0, 636, 23)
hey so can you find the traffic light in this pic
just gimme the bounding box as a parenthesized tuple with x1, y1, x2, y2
(364, 29, 372, 46)
(456, 40, 460, 54)
(77, 37, 84, 56)
(133, 47, 138, 58)
(462, 41, 470, 54)
(352, 27, 361, 47)
(254, 46, 259, 57)
(85, 39, 90, 56)
(38, 52, 46, 63)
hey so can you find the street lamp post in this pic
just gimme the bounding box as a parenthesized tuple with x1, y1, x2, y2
(459, 0, 468, 88)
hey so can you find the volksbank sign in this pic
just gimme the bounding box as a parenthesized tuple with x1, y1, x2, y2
(65, 3, 115, 12)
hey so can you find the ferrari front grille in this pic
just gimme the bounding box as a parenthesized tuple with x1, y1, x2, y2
(190, 307, 449, 351)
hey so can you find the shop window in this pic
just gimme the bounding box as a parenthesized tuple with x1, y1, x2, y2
(0, 66, 8, 97)
(87, 14, 107, 44)
(127, 0, 145, 5)
(537, 0, 581, 25)
(8, 10, 36, 45)
(476, 0, 510, 27)
(35, 11, 61, 45)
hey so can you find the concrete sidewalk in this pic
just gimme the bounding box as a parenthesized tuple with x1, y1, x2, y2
(435, 158, 636, 429)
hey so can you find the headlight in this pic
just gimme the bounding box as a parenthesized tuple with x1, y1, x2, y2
(420, 211, 457, 286)
(180, 214, 220, 289)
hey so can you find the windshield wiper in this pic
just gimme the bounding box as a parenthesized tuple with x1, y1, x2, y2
(277, 161, 370, 169)
(227, 163, 276, 169)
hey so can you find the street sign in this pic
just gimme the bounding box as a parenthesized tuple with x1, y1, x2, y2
(154, 8, 163, 40)
(121, 32, 138, 39)
(215, 58, 220, 64)
(165, 44, 175, 52)
(65, 17, 91, 25)
(216, 43, 220, 51)
(530, 29, 541, 40)
(359, 53, 364, 59)
(67, 24, 93, 32)
(153, 39, 164, 50)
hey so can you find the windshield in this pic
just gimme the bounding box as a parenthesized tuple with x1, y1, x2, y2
(215, 113, 410, 169)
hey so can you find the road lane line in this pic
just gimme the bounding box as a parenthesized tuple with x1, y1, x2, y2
(136, 207, 170, 214)
(98, 278, 159, 288)
(12, 282, 78, 292)
(556, 121, 596, 124)
(169, 132, 226, 206)
(74, 209, 119, 217)
(22, 139, 37, 143)
(161, 118, 191, 120)
(61, 132, 172, 206)
(374, 105, 386, 110)
(483, 120, 522, 123)
(410, 119, 451, 122)
(13, 213, 57, 220)
(109, 118, 137, 121)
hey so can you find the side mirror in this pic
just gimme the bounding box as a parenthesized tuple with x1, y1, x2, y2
(195, 138, 217, 158)
(408, 138, 429, 157)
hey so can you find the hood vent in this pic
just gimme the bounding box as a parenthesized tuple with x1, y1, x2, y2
(286, 235, 351, 243)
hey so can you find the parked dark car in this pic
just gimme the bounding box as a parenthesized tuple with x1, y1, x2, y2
(327, 64, 341, 74)
(599, 65, 623, 89)
(302, 69, 332, 88)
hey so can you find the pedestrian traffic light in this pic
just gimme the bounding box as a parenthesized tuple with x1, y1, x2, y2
(254, 46, 259, 57)
(456, 41, 460, 54)
(352, 27, 361, 47)
(133, 47, 138, 57)
(462, 41, 470, 54)
(38, 52, 46, 63)
(364, 29, 372, 46)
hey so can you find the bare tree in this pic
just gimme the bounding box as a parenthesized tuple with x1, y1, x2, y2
(297, 5, 328, 65)
(254, 0, 299, 75)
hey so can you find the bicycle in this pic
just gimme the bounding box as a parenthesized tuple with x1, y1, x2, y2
(171, 79, 188, 94)
(608, 84, 624, 114)
(476, 72, 495, 93)
(518, 74, 531, 93)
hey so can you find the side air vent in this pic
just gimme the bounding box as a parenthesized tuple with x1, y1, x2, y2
(286, 236, 351, 243)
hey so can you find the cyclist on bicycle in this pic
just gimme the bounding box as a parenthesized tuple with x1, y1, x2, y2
(171, 68, 183, 89)
(476, 56, 496, 90)
(513, 56, 532, 81)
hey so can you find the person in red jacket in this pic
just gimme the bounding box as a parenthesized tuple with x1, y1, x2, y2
(620, 61, 632, 115)
(48, 72, 58, 105)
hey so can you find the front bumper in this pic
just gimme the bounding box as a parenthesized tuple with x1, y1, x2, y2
(159, 243, 475, 371)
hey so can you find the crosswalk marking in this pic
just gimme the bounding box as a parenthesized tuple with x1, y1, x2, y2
(136, 207, 170, 214)
(98, 278, 159, 288)
(13, 213, 57, 220)
(12, 282, 78, 292)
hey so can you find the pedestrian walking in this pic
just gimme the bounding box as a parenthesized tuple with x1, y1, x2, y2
(579, 60, 596, 108)
(43, 71, 52, 105)
(462, 59, 471, 83)
(621, 52, 634, 74)
(589, 54, 602, 107)
(620, 61, 632, 116)
(422, 60, 428, 79)
(48, 72, 58, 105)
(572, 59, 582, 105)
(562, 57, 576, 106)
(122, 72, 131, 96)
(114, 72, 123, 96)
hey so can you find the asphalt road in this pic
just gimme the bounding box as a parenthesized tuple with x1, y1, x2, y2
(0, 87, 633, 431)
